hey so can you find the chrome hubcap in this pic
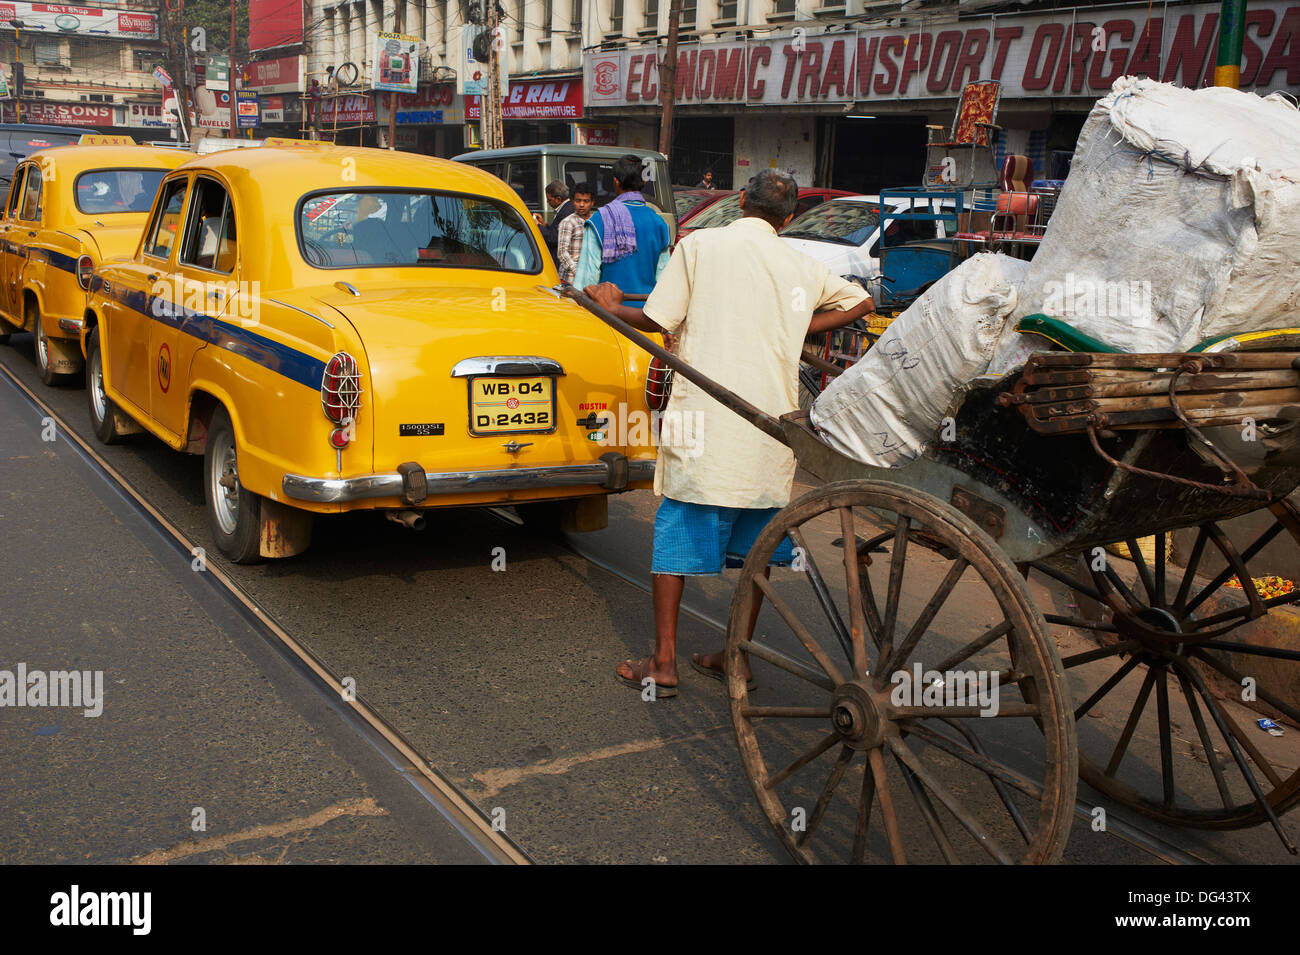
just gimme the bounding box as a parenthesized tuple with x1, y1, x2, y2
(90, 349, 107, 422)
(211, 444, 240, 534)
(35, 322, 48, 371)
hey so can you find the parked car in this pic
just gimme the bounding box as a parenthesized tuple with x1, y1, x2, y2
(84, 142, 658, 562)
(0, 136, 189, 384)
(676, 187, 858, 239)
(0, 123, 94, 184)
(452, 144, 677, 240)
(673, 187, 728, 224)
(779, 194, 957, 285)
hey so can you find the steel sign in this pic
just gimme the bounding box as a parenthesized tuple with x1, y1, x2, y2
(584, 0, 1299, 107)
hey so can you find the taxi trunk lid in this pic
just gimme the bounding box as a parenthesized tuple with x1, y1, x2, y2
(74, 222, 151, 266)
(313, 282, 639, 482)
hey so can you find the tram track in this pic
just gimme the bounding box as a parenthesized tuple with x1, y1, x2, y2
(0, 357, 531, 866)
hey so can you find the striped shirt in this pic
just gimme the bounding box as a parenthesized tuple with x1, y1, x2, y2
(556, 212, 588, 285)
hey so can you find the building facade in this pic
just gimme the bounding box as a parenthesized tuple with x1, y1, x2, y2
(282, 0, 1297, 187)
(0, 1, 168, 135)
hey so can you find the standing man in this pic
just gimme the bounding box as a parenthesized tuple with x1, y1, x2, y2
(534, 180, 574, 260)
(556, 182, 594, 286)
(574, 155, 670, 299)
(585, 170, 873, 697)
(695, 170, 715, 188)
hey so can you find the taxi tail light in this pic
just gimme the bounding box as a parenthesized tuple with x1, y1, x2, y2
(321, 351, 362, 424)
(644, 332, 676, 411)
(76, 255, 94, 290)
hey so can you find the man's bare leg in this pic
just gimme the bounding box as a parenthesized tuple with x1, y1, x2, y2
(694, 568, 768, 681)
(616, 572, 683, 688)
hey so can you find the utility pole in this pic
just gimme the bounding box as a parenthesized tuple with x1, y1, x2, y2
(1213, 0, 1247, 88)
(160, 2, 189, 142)
(387, 2, 403, 149)
(657, 0, 682, 159)
(178, 39, 192, 143)
(480, 0, 503, 149)
(228, 0, 237, 135)
(12, 21, 20, 124)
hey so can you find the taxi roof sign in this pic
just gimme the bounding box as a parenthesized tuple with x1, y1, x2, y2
(78, 134, 136, 146)
(261, 137, 329, 148)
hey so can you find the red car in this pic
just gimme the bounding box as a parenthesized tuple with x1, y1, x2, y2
(676, 187, 859, 239)
(673, 187, 730, 226)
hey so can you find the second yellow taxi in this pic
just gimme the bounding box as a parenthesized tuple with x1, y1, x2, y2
(0, 136, 188, 385)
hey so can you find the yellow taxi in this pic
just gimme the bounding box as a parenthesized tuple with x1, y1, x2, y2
(84, 141, 657, 562)
(0, 136, 189, 385)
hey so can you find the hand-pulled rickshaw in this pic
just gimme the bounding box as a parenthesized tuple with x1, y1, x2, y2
(572, 287, 1300, 864)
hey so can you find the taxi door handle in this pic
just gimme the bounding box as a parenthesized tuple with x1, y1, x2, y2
(146, 272, 160, 283)
(26, 230, 35, 237)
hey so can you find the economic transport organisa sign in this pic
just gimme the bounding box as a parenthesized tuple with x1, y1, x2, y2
(0, 2, 157, 40)
(585, 0, 1298, 106)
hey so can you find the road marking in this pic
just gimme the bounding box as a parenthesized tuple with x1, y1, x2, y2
(466, 728, 729, 799)
(130, 798, 387, 865)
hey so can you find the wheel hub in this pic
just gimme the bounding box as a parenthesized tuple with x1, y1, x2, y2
(830, 682, 884, 750)
(90, 352, 106, 421)
(1113, 602, 1188, 644)
(1134, 606, 1182, 633)
(211, 449, 241, 535)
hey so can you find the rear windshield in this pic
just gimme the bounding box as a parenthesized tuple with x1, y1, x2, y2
(74, 168, 167, 214)
(561, 159, 673, 217)
(298, 190, 542, 272)
(682, 192, 741, 230)
(781, 200, 882, 246)
(0, 131, 80, 183)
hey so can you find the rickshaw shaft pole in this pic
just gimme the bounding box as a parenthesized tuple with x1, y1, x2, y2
(563, 287, 791, 447)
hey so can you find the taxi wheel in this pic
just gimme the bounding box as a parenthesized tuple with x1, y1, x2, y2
(86, 328, 122, 446)
(204, 406, 263, 564)
(32, 307, 61, 387)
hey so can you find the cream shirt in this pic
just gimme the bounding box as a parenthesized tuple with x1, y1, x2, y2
(643, 216, 869, 509)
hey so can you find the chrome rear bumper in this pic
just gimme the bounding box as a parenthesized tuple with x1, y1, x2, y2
(282, 455, 654, 505)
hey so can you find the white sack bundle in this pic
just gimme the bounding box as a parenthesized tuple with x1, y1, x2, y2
(811, 253, 1030, 468)
(991, 76, 1300, 372)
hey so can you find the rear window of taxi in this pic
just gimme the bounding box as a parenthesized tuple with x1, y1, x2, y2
(298, 190, 542, 273)
(74, 168, 167, 214)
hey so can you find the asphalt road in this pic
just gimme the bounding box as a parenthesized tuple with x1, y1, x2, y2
(1, 331, 1296, 865)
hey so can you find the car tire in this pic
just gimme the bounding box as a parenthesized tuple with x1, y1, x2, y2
(204, 405, 263, 564)
(31, 302, 61, 387)
(86, 327, 124, 446)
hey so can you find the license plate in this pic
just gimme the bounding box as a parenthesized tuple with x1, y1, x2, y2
(468, 376, 556, 435)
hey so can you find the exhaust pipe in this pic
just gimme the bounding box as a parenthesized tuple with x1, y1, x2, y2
(386, 509, 426, 531)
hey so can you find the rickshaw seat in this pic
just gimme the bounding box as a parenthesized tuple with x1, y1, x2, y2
(1018, 315, 1300, 355)
(1015, 314, 1123, 353)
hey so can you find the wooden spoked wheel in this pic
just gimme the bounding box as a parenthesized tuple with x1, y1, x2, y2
(726, 481, 1077, 864)
(1031, 501, 1300, 844)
